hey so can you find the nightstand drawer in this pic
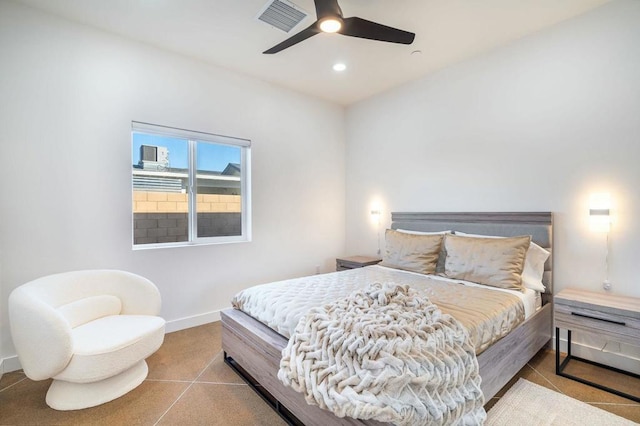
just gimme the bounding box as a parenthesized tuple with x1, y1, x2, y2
(554, 304, 640, 346)
(554, 288, 640, 348)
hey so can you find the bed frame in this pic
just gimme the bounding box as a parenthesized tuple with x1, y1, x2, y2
(222, 212, 553, 426)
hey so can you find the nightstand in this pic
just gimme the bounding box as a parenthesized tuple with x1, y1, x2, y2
(555, 288, 640, 402)
(336, 255, 382, 271)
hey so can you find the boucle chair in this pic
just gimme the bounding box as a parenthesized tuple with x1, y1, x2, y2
(8, 270, 166, 410)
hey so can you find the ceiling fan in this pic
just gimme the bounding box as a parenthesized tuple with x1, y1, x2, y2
(263, 0, 415, 54)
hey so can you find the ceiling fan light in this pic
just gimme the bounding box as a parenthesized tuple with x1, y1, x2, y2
(333, 63, 346, 72)
(319, 18, 342, 33)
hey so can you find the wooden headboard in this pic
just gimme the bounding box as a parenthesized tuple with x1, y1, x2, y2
(390, 212, 554, 299)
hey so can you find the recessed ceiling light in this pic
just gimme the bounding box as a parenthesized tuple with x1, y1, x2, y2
(333, 63, 347, 72)
(411, 50, 422, 56)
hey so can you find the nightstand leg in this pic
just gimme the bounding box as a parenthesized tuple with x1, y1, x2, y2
(556, 327, 572, 374)
(555, 327, 561, 374)
(555, 327, 640, 403)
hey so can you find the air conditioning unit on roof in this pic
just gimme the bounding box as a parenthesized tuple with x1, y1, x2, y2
(139, 145, 169, 171)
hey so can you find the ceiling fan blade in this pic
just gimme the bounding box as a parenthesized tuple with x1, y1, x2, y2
(314, 0, 343, 19)
(263, 24, 320, 54)
(340, 17, 415, 45)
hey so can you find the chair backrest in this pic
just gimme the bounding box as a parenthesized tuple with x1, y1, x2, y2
(15, 270, 161, 315)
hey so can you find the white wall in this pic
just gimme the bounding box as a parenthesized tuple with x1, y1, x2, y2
(0, 1, 346, 365)
(346, 0, 640, 369)
(346, 0, 639, 298)
(0, 261, 3, 378)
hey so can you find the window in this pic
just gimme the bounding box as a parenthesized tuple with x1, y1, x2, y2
(132, 122, 251, 248)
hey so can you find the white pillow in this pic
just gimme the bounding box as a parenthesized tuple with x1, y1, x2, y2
(520, 242, 551, 292)
(454, 231, 550, 292)
(397, 229, 452, 235)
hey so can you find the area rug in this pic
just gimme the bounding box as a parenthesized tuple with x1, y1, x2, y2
(486, 378, 638, 425)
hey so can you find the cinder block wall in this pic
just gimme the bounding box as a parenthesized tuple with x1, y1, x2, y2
(133, 191, 241, 244)
(133, 191, 241, 213)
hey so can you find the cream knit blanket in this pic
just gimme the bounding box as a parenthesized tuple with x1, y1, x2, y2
(278, 282, 486, 425)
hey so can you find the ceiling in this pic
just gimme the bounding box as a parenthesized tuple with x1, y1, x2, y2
(14, 0, 611, 105)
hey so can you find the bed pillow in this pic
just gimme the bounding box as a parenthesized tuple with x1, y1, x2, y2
(397, 229, 451, 274)
(520, 243, 550, 292)
(380, 229, 444, 275)
(455, 231, 550, 292)
(443, 234, 531, 290)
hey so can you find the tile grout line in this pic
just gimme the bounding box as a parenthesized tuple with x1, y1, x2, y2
(526, 362, 564, 394)
(152, 351, 222, 426)
(147, 377, 246, 386)
(151, 380, 196, 426)
(0, 376, 27, 393)
(527, 362, 640, 408)
(590, 401, 640, 407)
(195, 381, 246, 386)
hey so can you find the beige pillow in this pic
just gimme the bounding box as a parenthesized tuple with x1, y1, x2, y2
(455, 231, 550, 292)
(396, 229, 451, 274)
(380, 229, 444, 275)
(443, 234, 531, 290)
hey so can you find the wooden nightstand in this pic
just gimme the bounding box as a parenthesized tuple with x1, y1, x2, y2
(555, 288, 640, 402)
(336, 255, 382, 271)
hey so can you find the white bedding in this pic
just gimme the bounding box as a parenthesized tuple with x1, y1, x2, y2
(232, 265, 537, 354)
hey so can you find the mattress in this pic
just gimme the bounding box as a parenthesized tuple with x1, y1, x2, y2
(232, 265, 534, 354)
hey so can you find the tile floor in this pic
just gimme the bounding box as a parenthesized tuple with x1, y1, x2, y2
(1, 322, 639, 425)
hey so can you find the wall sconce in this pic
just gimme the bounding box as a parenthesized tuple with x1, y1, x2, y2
(589, 193, 611, 232)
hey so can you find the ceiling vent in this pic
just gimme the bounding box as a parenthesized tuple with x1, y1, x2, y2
(256, 0, 308, 33)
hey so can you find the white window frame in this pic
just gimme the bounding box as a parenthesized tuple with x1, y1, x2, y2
(132, 121, 251, 249)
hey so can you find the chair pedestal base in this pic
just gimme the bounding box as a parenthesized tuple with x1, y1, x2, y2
(46, 360, 149, 410)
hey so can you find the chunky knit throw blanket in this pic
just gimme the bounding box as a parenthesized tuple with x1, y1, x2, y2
(278, 282, 486, 425)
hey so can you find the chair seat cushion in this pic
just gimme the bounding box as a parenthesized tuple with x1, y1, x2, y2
(54, 315, 165, 383)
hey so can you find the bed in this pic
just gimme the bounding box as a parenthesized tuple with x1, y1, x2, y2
(222, 212, 553, 425)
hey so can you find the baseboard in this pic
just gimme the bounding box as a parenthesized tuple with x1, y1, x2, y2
(1, 354, 22, 374)
(164, 309, 222, 333)
(1, 309, 224, 374)
(555, 336, 640, 376)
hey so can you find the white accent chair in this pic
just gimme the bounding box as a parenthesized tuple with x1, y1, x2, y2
(8, 270, 166, 410)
